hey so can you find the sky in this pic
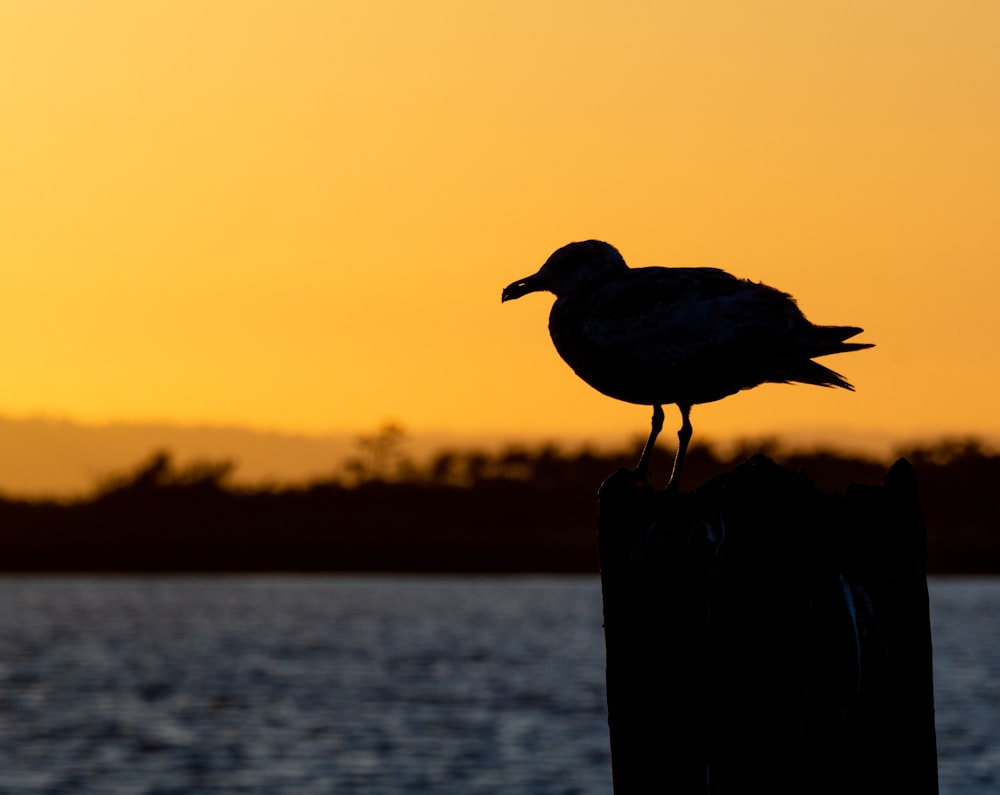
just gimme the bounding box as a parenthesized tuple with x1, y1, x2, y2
(2, 1, 999, 477)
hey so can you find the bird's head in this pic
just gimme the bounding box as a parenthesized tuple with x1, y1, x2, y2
(501, 240, 628, 302)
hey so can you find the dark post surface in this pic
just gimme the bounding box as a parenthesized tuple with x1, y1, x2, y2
(598, 455, 937, 794)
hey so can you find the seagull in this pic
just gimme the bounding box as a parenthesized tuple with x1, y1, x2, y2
(501, 240, 873, 491)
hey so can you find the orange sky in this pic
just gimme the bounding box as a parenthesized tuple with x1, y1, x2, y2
(2, 1, 999, 459)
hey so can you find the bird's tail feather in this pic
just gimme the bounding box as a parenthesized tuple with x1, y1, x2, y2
(781, 359, 857, 390)
(807, 325, 874, 358)
(777, 323, 873, 389)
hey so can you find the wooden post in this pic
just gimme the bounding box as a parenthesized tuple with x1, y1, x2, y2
(598, 455, 938, 794)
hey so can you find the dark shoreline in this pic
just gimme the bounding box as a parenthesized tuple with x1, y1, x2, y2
(1, 440, 997, 575)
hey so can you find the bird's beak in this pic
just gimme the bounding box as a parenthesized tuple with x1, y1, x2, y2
(501, 273, 544, 303)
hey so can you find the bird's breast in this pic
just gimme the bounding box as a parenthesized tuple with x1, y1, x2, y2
(547, 298, 684, 406)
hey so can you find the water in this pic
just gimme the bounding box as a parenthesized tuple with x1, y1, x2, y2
(0, 576, 996, 794)
(928, 578, 1000, 794)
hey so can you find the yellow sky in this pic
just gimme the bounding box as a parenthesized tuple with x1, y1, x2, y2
(2, 1, 999, 450)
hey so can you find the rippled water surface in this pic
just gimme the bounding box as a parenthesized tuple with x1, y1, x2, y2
(928, 578, 1000, 795)
(0, 576, 996, 793)
(0, 577, 610, 794)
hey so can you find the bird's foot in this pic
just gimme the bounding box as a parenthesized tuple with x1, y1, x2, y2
(601, 465, 652, 491)
(599, 466, 654, 499)
(626, 465, 652, 487)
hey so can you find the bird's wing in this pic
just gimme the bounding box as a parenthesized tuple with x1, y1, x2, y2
(573, 267, 802, 369)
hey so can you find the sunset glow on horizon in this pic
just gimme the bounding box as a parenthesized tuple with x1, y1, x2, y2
(3, 2, 999, 456)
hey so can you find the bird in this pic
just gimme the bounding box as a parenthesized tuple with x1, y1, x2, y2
(501, 240, 873, 491)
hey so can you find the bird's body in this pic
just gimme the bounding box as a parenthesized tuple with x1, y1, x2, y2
(547, 261, 867, 407)
(502, 240, 873, 490)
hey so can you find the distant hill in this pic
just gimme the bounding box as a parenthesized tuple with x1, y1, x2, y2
(0, 417, 360, 497)
(0, 416, 605, 497)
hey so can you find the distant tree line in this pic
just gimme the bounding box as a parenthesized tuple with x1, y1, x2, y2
(0, 432, 996, 573)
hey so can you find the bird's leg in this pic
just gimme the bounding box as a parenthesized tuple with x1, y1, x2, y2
(665, 404, 693, 493)
(634, 404, 665, 478)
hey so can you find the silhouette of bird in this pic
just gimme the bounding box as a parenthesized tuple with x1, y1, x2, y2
(501, 240, 873, 490)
